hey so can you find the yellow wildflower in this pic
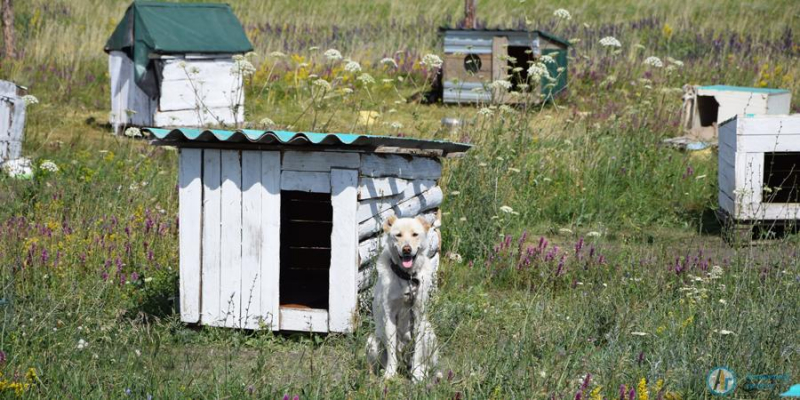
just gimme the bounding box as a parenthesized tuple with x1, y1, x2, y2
(590, 386, 603, 400)
(662, 23, 673, 39)
(638, 378, 649, 400)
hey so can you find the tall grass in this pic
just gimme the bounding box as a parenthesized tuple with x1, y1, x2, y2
(0, 0, 798, 398)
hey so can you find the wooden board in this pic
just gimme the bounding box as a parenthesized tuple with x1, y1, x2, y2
(281, 171, 331, 193)
(443, 53, 491, 83)
(359, 154, 442, 180)
(358, 177, 411, 200)
(220, 150, 243, 328)
(356, 180, 437, 222)
(492, 36, 509, 82)
(738, 115, 800, 136)
(261, 152, 282, 330)
(279, 307, 329, 332)
(329, 169, 359, 333)
(161, 59, 237, 82)
(282, 151, 360, 172)
(154, 107, 243, 128)
(201, 149, 222, 326)
(178, 149, 202, 323)
(159, 78, 243, 111)
(240, 151, 262, 329)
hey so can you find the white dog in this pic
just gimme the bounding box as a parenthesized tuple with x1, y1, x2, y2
(367, 215, 439, 382)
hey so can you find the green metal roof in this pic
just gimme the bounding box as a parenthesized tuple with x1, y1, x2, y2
(146, 128, 473, 156)
(699, 85, 789, 94)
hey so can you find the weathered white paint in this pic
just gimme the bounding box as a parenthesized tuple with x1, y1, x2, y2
(358, 177, 410, 200)
(108, 52, 155, 133)
(281, 171, 331, 193)
(178, 149, 202, 323)
(360, 154, 442, 180)
(161, 59, 239, 82)
(282, 151, 360, 172)
(0, 80, 26, 162)
(220, 150, 243, 327)
(329, 169, 359, 333)
(356, 180, 437, 222)
(280, 307, 329, 332)
(357, 264, 375, 292)
(260, 152, 282, 330)
(201, 149, 222, 326)
(358, 187, 444, 239)
(153, 107, 243, 128)
(696, 87, 792, 126)
(240, 151, 263, 329)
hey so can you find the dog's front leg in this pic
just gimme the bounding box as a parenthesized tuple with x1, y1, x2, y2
(382, 312, 399, 379)
(410, 318, 435, 383)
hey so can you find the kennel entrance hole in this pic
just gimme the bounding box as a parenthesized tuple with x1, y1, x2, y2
(507, 46, 535, 91)
(279, 190, 332, 309)
(763, 152, 800, 203)
(696, 95, 719, 127)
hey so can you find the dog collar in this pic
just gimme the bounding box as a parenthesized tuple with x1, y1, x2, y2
(390, 261, 418, 285)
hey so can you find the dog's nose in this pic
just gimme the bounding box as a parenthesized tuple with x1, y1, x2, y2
(402, 245, 412, 254)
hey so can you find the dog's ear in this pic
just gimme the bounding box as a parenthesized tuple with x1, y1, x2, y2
(383, 215, 397, 233)
(416, 216, 431, 232)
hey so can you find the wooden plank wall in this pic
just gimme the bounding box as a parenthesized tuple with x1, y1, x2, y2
(0, 80, 26, 162)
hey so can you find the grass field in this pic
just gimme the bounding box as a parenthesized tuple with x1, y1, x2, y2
(0, 0, 798, 398)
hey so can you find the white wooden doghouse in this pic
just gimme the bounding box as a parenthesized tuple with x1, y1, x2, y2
(0, 80, 26, 163)
(148, 128, 471, 333)
(718, 114, 800, 224)
(684, 85, 791, 131)
(104, 2, 253, 133)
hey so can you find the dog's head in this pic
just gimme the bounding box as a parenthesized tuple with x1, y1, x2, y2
(383, 215, 430, 270)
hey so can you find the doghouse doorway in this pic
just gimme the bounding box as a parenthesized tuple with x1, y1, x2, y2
(763, 152, 800, 203)
(279, 190, 332, 310)
(696, 95, 719, 127)
(507, 46, 534, 91)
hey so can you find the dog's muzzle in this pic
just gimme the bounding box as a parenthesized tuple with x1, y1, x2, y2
(401, 245, 415, 269)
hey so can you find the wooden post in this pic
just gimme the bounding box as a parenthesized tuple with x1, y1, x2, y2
(463, 0, 476, 29)
(1, 0, 15, 59)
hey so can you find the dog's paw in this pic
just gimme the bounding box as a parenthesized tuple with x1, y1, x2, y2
(382, 370, 398, 380)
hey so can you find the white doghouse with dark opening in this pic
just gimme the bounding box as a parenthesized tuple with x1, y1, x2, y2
(149, 128, 471, 333)
(718, 114, 800, 224)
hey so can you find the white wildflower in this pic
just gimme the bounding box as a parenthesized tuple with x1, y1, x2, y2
(189, 66, 201, 74)
(717, 329, 735, 335)
(541, 55, 556, 64)
(308, 46, 319, 51)
(40, 160, 59, 173)
(643, 56, 664, 68)
(259, 117, 276, 127)
(499, 205, 515, 214)
(312, 79, 332, 91)
(586, 231, 602, 237)
(381, 78, 394, 84)
(324, 49, 343, 61)
(553, 8, 572, 20)
(558, 228, 573, 234)
(340, 87, 354, 95)
(448, 253, 463, 263)
(499, 105, 516, 114)
(124, 127, 143, 138)
(450, 191, 460, 195)
(231, 57, 256, 77)
(357, 73, 375, 85)
(507, 167, 520, 173)
(599, 36, 622, 48)
(178, 61, 187, 68)
(77, 338, 89, 350)
(709, 265, 724, 280)
(478, 107, 494, 117)
(420, 54, 443, 69)
(344, 61, 362, 73)
(490, 79, 513, 91)
(630, 331, 648, 336)
(527, 62, 550, 80)
(380, 57, 398, 68)
(390, 121, 403, 130)
(269, 51, 286, 58)
(22, 95, 39, 106)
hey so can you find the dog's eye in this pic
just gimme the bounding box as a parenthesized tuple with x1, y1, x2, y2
(412, 233, 419, 237)
(395, 233, 402, 237)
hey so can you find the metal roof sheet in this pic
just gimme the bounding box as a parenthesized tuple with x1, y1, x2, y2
(698, 85, 790, 94)
(145, 128, 472, 156)
(440, 27, 570, 46)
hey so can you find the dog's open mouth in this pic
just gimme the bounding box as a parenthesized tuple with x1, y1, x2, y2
(401, 254, 414, 269)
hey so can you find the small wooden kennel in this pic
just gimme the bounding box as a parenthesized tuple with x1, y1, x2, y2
(684, 85, 791, 131)
(440, 28, 569, 104)
(149, 128, 470, 333)
(718, 114, 800, 223)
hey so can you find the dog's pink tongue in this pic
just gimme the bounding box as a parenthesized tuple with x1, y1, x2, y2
(402, 259, 413, 268)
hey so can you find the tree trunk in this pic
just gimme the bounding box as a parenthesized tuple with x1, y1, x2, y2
(1, 0, 15, 59)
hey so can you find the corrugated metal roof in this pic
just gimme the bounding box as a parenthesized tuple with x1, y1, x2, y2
(698, 85, 790, 94)
(145, 128, 472, 156)
(440, 27, 570, 47)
